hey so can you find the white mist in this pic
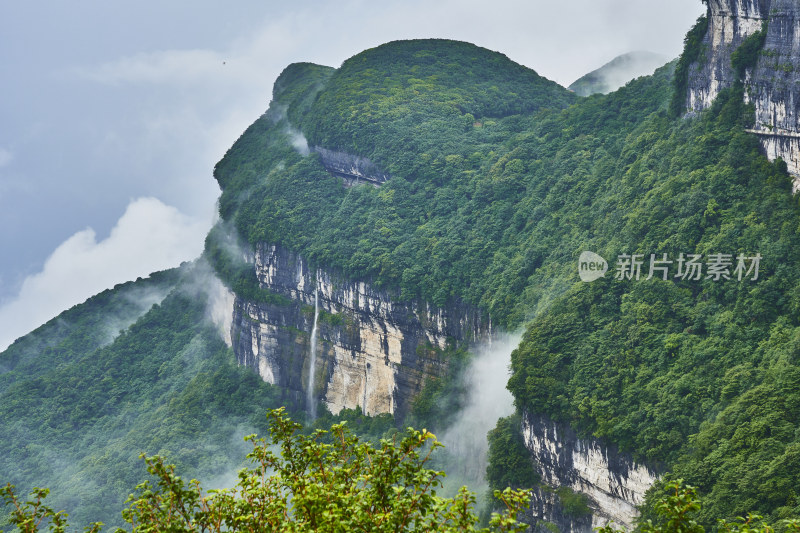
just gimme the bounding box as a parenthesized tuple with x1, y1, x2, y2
(439, 332, 521, 487)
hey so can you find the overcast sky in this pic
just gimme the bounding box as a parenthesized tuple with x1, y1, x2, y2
(0, 0, 705, 350)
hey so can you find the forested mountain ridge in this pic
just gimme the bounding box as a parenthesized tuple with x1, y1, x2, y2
(0, 264, 287, 528)
(3, 8, 800, 529)
(568, 51, 668, 96)
(211, 30, 800, 527)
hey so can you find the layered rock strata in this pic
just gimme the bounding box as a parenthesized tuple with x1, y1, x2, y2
(312, 146, 390, 185)
(686, 0, 800, 182)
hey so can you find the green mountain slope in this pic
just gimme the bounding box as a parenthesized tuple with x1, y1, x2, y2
(507, 86, 800, 522)
(302, 39, 577, 168)
(4, 33, 800, 527)
(0, 264, 285, 529)
(0, 269, 177, 386)
(213, 37, 800, 523)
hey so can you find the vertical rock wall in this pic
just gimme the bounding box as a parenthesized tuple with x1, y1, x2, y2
(521, 411, 658, 532)
(745, 0, 800, 179)
(230, 243, 488, 418)
(685, 0, 767, 112)
(685, 0, 800, 182)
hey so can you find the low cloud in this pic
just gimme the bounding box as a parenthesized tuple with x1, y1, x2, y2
(0, 197, 210, 351)
(287, 126, 310, 156)
(0, 148, 13, 168)
(439, 333, 521, 489)
(205, 274, 236, 347)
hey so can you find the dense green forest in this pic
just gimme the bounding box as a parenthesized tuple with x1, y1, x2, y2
(0, 264, 289, 528)
(4, 28, 800, 528)
(211, 36, 800, 525)
(0, 260, 470, 529)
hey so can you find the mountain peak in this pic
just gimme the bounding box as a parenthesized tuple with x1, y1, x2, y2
(568, 51, 669, 96)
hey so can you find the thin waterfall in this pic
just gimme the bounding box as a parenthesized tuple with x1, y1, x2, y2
(306, 285, 319, 419)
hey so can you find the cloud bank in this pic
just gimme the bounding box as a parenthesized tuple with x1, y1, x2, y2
(0, 197, 209, 351)
(0, 0, 705, 348)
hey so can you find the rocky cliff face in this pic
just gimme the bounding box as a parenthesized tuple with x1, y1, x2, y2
(231, 243, 488, 418)
(745, 0, 800, 179)
(522, 411, 658, 532)
(685, 0, 767, 112)
(312, 146, 390, 185)
(228, 247, 655, 525)
(686, 0, 800, 181)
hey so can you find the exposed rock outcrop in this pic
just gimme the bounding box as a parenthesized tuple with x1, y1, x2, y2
(522, 411, 658, 532)
(686, 0, 800, 182)
(685, 0, 767, 112)
(745, 0, 800, 179)
(312, 146, 391, 185)
(231, 243, 488, 418)
(525, 486, 592, 533)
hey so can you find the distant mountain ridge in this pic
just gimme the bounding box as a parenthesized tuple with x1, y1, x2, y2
(568, 50, 668, 96)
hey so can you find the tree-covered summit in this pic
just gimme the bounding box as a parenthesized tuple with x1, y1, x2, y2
(5, 26, 799, 528)
(210, 29, 800, 525)
(299, 39, 576, 167)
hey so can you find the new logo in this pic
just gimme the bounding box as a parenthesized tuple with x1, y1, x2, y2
(578, 251, 608, 282)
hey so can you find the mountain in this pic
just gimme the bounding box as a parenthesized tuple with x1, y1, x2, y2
(4, 7, 800, 530)
(206, 26, 800, 528)
(0, 264, 287, 528)
(568, 51, 668, 96)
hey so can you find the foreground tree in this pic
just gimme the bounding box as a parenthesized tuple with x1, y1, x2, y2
(1, 408, 530, 532)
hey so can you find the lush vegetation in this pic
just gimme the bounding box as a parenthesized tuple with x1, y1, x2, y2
(301, 40, 577, 171)
(0, 269, 178, 384)
(0, 264, 288, 529)
(731, 21, 768, 80)
(1, 409, 532, 532)
(6, 25, 800, 529)
(599, 479, 800, 533)
(204, 223, 292, 307)
(485, 414, 538, 492)
(670, 15, 709, 117)
(214, 39, 660, 317)
(506, 85, 800, 522)
(5, 465, 799, 533)
(212, 34, 800, 526)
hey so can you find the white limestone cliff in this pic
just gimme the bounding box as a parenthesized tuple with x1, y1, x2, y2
(231, 243, 488, 418)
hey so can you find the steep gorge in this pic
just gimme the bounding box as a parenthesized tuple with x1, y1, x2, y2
(213, 27, 800, 530)
(4, 18, 800, 529)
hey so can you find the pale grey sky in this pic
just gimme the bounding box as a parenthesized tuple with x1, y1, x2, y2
(0, 0, 705, 349)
